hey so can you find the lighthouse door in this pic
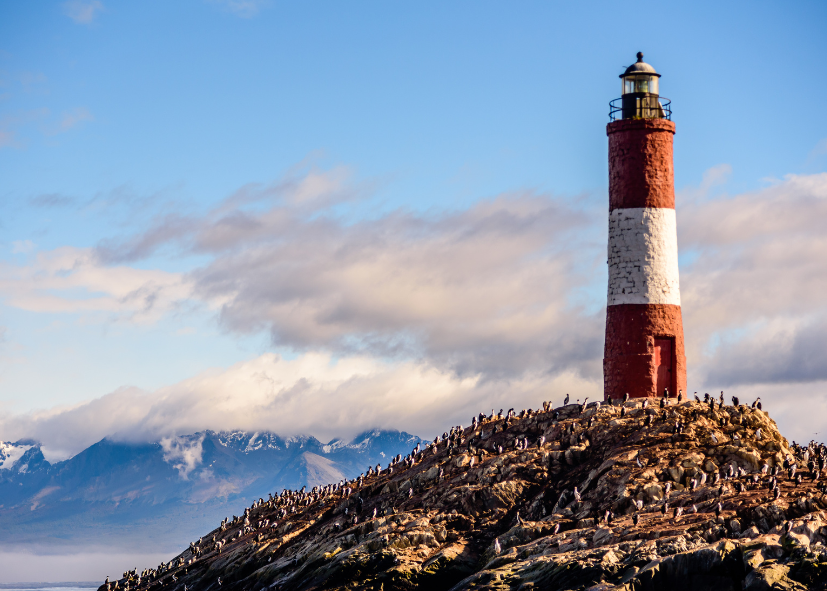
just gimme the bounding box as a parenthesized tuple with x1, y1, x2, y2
(654, 338, 673, 397)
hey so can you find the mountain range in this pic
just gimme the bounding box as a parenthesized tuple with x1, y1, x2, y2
(0, 429, 424, 553)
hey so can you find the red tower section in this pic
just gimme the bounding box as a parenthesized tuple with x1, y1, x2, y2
(604, 54, 687, 401)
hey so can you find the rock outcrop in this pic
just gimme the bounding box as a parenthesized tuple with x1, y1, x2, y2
(103, 398, 827, 590)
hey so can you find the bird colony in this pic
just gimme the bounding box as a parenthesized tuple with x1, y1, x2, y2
(100, 394, 827, 590)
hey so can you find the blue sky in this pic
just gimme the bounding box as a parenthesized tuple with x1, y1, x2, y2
(1, 0, 827, 453)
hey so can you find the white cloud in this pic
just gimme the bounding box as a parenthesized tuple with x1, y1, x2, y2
(679, 172, 827, 386)
(63, 0, 104, 24)
(160, 434, 205, 479)
(0, 352, 596, 461)
(94, 166, 605, 380)
(0, 246, 194, 324)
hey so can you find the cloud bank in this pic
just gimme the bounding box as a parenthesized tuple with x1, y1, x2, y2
(2, 166, 827, 456)
(0, 352, 594, 461)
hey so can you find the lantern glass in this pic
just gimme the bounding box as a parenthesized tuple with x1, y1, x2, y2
(622, 75, 658, 95)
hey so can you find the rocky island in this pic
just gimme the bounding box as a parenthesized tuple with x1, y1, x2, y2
(101, 396, 827, 590)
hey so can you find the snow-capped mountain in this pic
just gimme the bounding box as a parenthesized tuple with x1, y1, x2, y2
(0, 429, 424, 552)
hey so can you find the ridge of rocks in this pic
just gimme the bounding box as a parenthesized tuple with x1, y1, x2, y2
(102, 398, 827, 591)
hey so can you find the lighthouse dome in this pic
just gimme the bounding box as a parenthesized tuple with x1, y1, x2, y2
(622, 52, 660, 78)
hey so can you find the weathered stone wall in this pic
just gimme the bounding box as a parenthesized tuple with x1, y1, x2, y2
(604, 304, 686, 400)
(607, 207, 681, 307)
(607, 118, 675, 211)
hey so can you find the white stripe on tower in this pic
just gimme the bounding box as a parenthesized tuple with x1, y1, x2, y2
(607, 207, 680, 307)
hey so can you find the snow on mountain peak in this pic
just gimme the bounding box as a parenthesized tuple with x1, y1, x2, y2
(0, 441, 33, 470)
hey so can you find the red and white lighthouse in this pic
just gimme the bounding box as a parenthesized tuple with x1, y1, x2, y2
(604, 52, 686, 401)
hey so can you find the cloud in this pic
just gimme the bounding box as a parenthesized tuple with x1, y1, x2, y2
(93, 165, 605, 380)
(63, 0, 104, 24)
(0, 246, 192, 323)
(11, 240, 35, 254)
(0, 352, 596, 461)
(81, 165, 827, 389)
(160, 434, 205, 479)
(678, 172, 827, 386)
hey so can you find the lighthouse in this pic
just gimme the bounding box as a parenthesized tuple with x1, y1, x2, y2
(603, 52, 686, 401)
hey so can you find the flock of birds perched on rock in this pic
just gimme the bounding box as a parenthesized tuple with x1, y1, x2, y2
(101, 390, 827, 591)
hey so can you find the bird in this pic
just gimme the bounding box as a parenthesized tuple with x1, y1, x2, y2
(624, 392, 630, 403)
(675, 506, 683, 519)
(573, 487, 582, 503)
(642, 399, 649, 410)
(553, 522, 560, 534)
(633, 513, 640, 526)
(516, 511, 522, 526)
(732, 396, 739, 406)
(694, 393, 701, 403)
(621, 406, 627, 417)
(661, 503, 668, 515)
(715, 502, 723, 517)
(756, 428, 763, 440)
(493, 538, 502, 555)
(217, 578, 222, 586)
(564, 393, 570, 406)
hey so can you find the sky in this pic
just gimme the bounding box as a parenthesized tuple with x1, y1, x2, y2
(1, 1, 827, 465)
